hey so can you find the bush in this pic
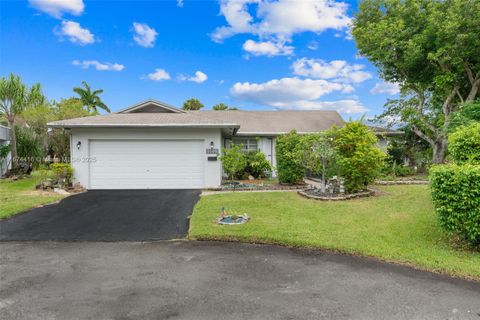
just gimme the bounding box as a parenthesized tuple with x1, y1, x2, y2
(244, 151, 272, 179)
(276, 130, 305, 184)
(330, 122, 386, 192)
(50, 163, 74, 186)
(220, 145, 247, 181)
(448, 122, 480, 164)
(15, 125, 45, 168)
(430, 164, 480, 247)
(382, 162, 414, 177)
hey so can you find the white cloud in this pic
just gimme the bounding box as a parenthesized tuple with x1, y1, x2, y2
(72, 60, 124, 71)
(55, 20, 94, 45)
(147, 69, 171, 81)
(132, 22, 158, 48)
(292, 58, 372, 84)
(230, 77, 365, 113)
(177, 0, 184, 7)
(370, 81, 400, 95)
(211, 0, 351, 42)
(178, 71, 208, 83)
(242, 39, 294, 56)
(29, 0, 84, 18)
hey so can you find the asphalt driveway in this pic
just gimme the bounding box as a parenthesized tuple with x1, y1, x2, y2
(0, 190, 200, 241)
(1, 241, 479, 320)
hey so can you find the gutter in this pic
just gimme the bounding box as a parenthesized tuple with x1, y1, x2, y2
(47, 123, 240, 130)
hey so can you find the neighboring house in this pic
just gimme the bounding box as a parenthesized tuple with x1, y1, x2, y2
(48, 99, 398, 190)
(0, 125, 11, 177)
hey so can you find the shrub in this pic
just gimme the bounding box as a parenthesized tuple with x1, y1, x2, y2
(244, 151, 272, 179)
(448, 122, 480, 164)
(220, 145, 247, 181)
(15, 125, 45, 169)
(430, 164, 480, 247)
(302, 133, 337, 192)
(381, 162, 414, 177)
(276, 130, 305, 184)
(330, 122, 386, 192)
(50, 163, 74, 186)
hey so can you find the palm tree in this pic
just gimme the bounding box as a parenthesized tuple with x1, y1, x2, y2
(0, 73, 46, 169)
(73, 81, 110, 113)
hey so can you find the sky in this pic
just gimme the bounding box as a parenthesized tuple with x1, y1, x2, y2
(0, 0, 400, 117)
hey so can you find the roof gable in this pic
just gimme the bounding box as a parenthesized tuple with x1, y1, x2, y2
(118, 99, 185, 114)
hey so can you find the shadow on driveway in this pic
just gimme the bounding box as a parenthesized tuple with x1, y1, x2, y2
(0, 190, 201, 241)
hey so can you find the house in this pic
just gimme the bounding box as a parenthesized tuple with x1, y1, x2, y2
(48, 99, 394, 190)
(0, 125, 11, 177)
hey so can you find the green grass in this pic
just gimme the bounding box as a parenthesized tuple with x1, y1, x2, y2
(189, 185, 480, 280)
(0, 173, 65, 219)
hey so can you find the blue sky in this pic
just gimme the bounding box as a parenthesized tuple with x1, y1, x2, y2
(0, 0, 400, 117)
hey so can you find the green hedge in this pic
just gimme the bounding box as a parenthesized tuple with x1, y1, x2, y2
(448, 122, 480, 164)
(276, 130, 305, 184)
(430, 164, 480, 247)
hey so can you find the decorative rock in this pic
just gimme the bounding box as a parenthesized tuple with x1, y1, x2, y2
(248, 175, 255, 181)
(55, 189, 70, 195)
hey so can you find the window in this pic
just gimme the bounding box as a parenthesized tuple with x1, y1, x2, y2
(228, 137, 258, 152)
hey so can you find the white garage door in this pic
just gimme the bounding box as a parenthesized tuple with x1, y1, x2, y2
(89, 140, 205, 189)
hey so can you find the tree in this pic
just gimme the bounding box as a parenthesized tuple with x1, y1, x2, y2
(330, 122, 386, 193)
(352, 0, 480, 163)
(73, 81, 110, 113)
(21, 97, 95, 160)
(182, 98, 204, 111)
(212, 103, 228, 111)
(302, 133, 337, 193)
(0, 74, 46, 169)
(219, 145, 247, 181)
(449, 101, 480, 133)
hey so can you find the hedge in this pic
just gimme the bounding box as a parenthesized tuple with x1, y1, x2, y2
(429, 164, 480, 247)
(276, 130, 305, 184)
(448, 122, 480, 164)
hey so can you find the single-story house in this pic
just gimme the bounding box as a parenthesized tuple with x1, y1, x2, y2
(0, 125, 11, 177)
(48, 99, 397, 190)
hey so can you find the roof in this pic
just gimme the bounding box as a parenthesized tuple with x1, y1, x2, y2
(47, 109, 344, 135)
(199, 110, 344, 135)
(117, 99, 185, 114)
(369, 126, 403, 136)
(47, 113, 239, 130)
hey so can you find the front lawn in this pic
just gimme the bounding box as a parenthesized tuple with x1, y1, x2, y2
(0, 173, 65, 219)
(189, 185, 480, 280)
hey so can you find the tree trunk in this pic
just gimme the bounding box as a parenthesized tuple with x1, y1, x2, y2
(432, 138, 447, 164)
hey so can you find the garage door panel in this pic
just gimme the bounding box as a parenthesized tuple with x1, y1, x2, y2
(89, 140, 204, 189)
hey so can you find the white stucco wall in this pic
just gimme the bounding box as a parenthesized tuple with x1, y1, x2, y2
(70, 127, 223, 189)
(0, 125, 11, 177)
(223, 135, 278, 178)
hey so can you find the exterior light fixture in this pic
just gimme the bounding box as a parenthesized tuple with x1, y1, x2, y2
(210, 141, 214, 149)
(76, 141, 82, 150)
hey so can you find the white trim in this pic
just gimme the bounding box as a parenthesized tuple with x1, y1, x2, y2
(48, 123, 240, 129)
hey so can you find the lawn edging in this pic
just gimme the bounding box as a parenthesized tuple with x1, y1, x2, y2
(188, 234, 480, 282)
(188, 186, 480, 281)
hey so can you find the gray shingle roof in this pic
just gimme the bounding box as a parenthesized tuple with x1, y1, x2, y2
(47, 109, 344, 135)
(47, 112, 239, 129)
(199, 110, 344, 135)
